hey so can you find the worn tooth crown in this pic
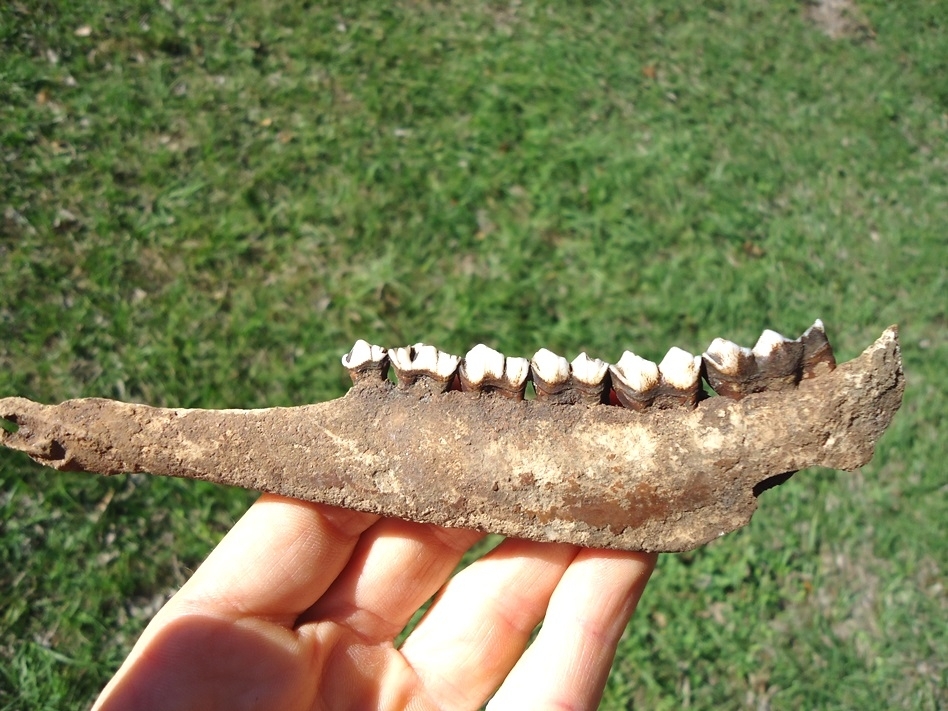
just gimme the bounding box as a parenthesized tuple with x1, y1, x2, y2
(611, 351, 660, 392)
(752, 329, 791, 358)
(659, 347, 701, 390)
(462, 344, 505, 384)
(388, 345, 414, 372)
(412, 343, 460, 378)
(570, 352, 609, 386)
(531, 348, 570, 385)
(704, 338, 752, 375)
(342, 339, 386, 369)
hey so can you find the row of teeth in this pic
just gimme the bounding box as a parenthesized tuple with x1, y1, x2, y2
(341, 319, 836, 408)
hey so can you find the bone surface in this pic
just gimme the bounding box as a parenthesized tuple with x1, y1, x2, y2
(0, 326, 903, 552)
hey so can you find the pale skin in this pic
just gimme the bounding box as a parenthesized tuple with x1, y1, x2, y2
(92, 494, 656, 711)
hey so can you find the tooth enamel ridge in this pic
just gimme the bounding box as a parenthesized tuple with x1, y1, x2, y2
(342, 340, 389, 383)
(612, 352, 660, 392)
(458, 345, 529, 399)
(570, 353, 609, 386)
(531, 348, 570, 387)
(389, 343, 461, 394)
(752, 329, 790, 358)
(704, 338, 753, 376)
(343, 319, 837, 407)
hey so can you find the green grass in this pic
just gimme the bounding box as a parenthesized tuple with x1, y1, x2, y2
(1, 0, 946, 708)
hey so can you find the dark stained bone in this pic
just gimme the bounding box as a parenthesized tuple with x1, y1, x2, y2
(0, 327, 903, 552)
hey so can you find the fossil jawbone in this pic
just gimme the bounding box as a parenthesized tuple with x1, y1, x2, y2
(0, 327, 903, 552)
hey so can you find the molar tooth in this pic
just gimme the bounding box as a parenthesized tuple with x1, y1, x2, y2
(341, 339, 389, 383)
(652, 347, 703, 409)
(702, 338, 756, 399)
(531, 348, 570, 387)
(799, 319, 836, 378)
(612, 352, 660, 392)
(751, 328, 804, 391)
(609, 352, 660, 411)
(564, 352, 610, 405)
(570, 352, 609, 386)
(460, 344, 505, 386)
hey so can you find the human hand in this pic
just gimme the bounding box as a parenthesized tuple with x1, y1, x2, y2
(93, 493, 656, 711)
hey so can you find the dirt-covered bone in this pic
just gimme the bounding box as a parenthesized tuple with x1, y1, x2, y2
(0, 326, 904, 552)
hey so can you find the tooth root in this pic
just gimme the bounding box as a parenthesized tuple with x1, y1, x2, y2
(752, 329, 804, 391)
(702, 338, 756, 399)
(654, 347, 703, 409)
(342, 340, 389, 383)
(459, 345, 528, 399)
(390, 343, 460, 394)
(799, 319, 836, 378)
(609, 351, 660, 411)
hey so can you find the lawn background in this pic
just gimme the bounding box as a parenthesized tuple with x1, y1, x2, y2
(1, 0, 945, 708)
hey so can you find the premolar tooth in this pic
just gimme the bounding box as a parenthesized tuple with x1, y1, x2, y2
(570, 352, 609, 386)
(799, 319, 836, 378)
(660, 347, 701, 389)
(413, 343, 461, 380)
(612, 352, 660, 391)
(567, 352, 611, 405)
(504, 357, 530, 391)
(341, 340, 389, 383)
(388, 345, 414, 373)
(531, 348, 570, 387)
(532, 349, 607, 404)
(459, 345, 528, 399)
(609, 352, 660, 411)
(702, 338, 756, 399)
(389, 343, 461, 394)
(654, 347, 703, 408)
